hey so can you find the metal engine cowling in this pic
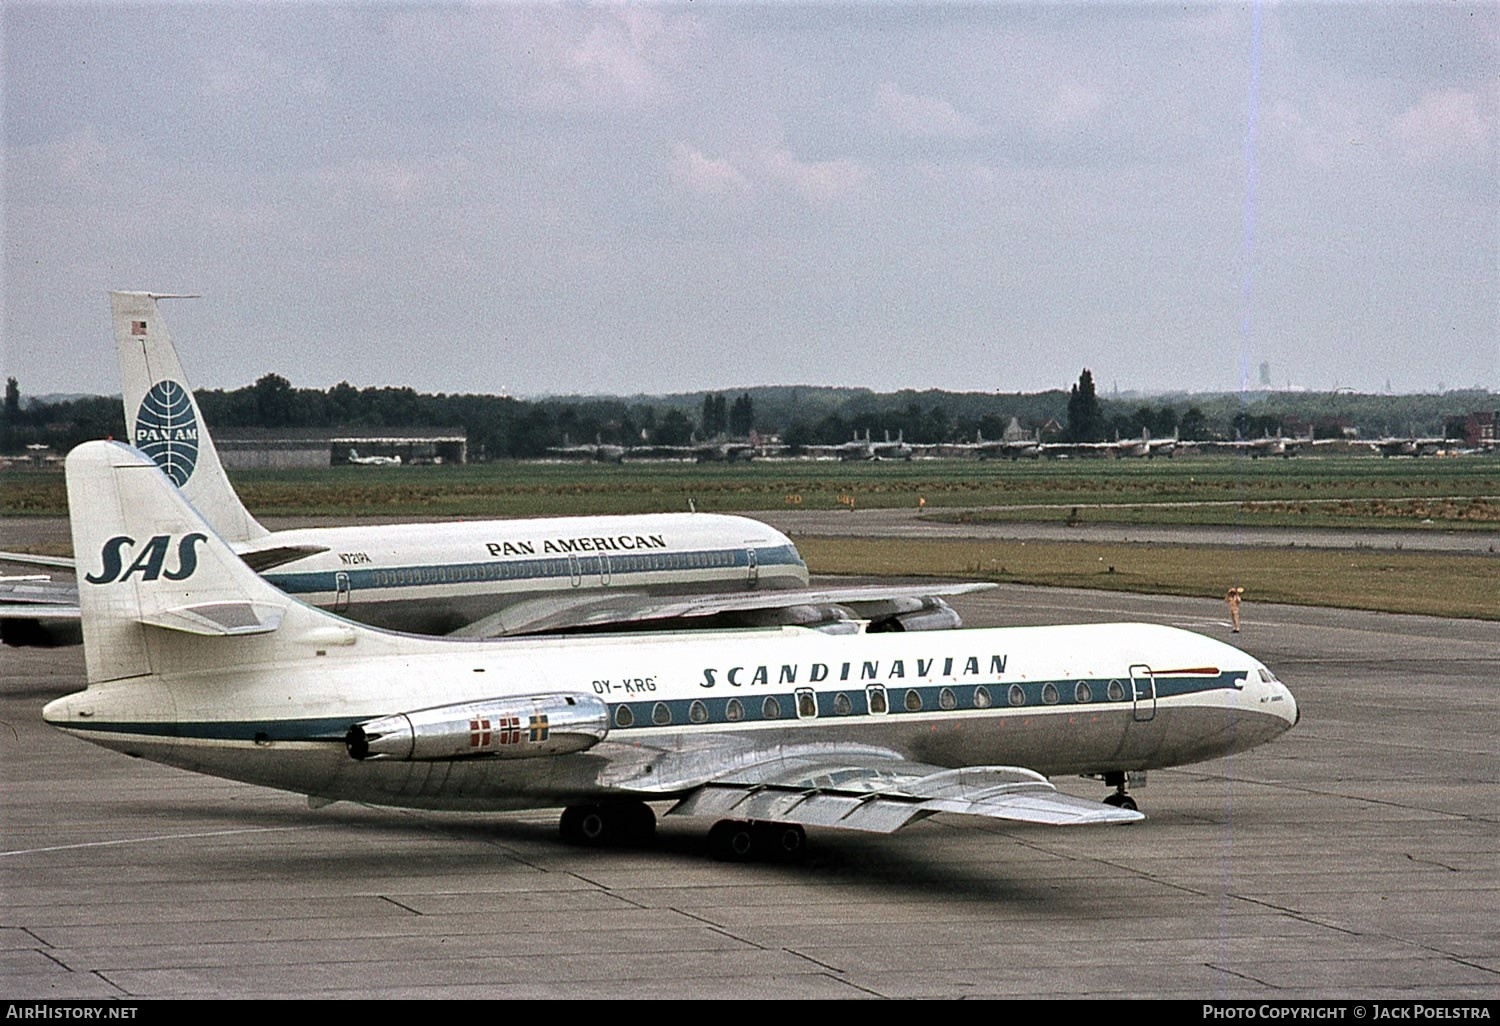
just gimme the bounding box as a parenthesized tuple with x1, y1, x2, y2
(868, 597, 963, 633)
(346, 693, 610, 762)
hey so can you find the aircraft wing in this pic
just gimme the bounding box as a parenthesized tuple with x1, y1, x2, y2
(0, 550, 77, 571)
(0, 575, 83, 646)
(606, 742, 1140, 830)
(448, 581, 996, 638)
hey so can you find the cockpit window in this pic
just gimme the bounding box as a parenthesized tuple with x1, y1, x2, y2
(1258, 668, 1278, 684)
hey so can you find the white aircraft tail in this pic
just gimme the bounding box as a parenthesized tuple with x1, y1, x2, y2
(66, 441, 334, 686)
(112, 291, 268, 543)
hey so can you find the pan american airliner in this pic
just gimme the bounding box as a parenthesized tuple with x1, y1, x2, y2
(0, 293, 984, 644)
(45, 441, 1299, 859)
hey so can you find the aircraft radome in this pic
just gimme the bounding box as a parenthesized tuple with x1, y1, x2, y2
(0, 292, 987, 645)
(44, 441, 1300, 861)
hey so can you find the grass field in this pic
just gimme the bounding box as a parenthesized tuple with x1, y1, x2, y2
(5, 456, 1496, 619)
(796, 537, 1498, 621)
(4, 455, 1497, 523)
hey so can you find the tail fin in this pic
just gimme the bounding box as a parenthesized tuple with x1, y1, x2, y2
(111, 291, 268, 543)
(67, 442, 302, 685)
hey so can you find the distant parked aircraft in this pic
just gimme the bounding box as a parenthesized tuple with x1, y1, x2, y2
(348, 448, 402, 466)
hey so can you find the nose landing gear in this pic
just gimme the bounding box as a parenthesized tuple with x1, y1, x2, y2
(1100, 771, 1138, 811)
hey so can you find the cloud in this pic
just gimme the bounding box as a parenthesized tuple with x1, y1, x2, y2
(873, 82, 975, 137)
(1395, 86, 1496, 163)
(668, 143, 751, 196)
(668, 142, 869, 206)
(759, 147, 870, 204)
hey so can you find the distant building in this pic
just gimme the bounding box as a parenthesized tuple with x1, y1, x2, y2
(1464, 411, 1498, 449)
(215, 428, 467, 469)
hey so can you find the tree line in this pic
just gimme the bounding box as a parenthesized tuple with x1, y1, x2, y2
(2, 371, 1482, 460)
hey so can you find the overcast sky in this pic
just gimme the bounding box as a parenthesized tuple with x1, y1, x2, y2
(4, 2, 1496, 400)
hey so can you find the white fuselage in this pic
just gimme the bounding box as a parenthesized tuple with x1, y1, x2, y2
(43, 620, 1298, 813)
(244, 512, 808, 634)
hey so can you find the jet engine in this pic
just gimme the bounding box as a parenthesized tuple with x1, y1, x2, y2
(865, 597, 963, 633)
(346, 692, 609, 762)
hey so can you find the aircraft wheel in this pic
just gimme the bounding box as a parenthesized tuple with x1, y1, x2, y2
(1103, 792, 1138, 811)
(708, 820, 758, 862)
(755, 822, 807, 863)
(610, 800, 657, 847)
(560, 804, 609, 846)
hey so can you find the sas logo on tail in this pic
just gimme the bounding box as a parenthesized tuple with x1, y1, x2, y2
(86, 534, 208, 585)
(135, 380, 200, 486)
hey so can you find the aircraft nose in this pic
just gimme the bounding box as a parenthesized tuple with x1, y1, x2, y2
(1275, 680, 1299, 730)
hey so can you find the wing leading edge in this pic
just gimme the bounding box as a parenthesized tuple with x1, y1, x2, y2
(451, 581, 996, 637)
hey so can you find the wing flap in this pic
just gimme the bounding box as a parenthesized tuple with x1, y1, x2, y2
(670, 785, 925, 832)
(664, 760, 1142, 832)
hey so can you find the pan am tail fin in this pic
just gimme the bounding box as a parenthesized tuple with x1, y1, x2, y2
(111, 291, 268, 543)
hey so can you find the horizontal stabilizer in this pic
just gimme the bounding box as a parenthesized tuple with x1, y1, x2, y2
(138, 600, 285, 636)
(236, 544, 332, 573)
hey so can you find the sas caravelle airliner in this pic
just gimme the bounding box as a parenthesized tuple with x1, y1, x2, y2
(0, 292, 986, 645)
(46, 441, 1299, 859)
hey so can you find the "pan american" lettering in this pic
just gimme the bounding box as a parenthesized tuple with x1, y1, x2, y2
(700, 655, 1008, 688)
(486, 534, 669, 558)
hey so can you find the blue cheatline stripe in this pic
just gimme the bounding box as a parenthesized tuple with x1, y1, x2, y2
(264, 544, 805, 596)
(54, 673, 1243, 742)
(58, 717, 354, 743)
(604, 672, 1244, 730)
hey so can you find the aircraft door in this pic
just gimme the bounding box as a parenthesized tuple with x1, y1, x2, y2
(568, 555, 581, 587)
(747, 547, 759, 587)
(600, 553, 611, 586)
(1129, 664, 1156, 722)
(334, 572, 351, 613)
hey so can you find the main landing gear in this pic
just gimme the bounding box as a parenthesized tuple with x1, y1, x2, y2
(558, 800, 657, 848)
(1100, 771, 1138, 811)
(558, 802, 809, 862)
(707, 819, 807, 863)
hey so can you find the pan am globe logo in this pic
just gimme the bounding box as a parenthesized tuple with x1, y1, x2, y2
(134, 380, 200, 487)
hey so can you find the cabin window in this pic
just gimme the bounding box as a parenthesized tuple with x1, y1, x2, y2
(615, 705, 634, 728)
(1075, 681, 1093, 703)
(866, 686, 888, 715)
(652, 703, 671, 726)
(726, 698, 744, 722)
(689, 700, 708, 724)
(903, 689, 922, 712)
(833, 693, 852, 715)
(1042, 683, 1059, 705)
(796, 689, 817, 719)
(938, 687, 957, 711)
(973, 686, 991, 709)
(1008, 684, 1026, 707)
(762, 696, 781, 719)
(1107, 679, 1126, 701)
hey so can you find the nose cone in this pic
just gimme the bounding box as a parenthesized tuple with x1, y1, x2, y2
(1280, 684, 1300, 729)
